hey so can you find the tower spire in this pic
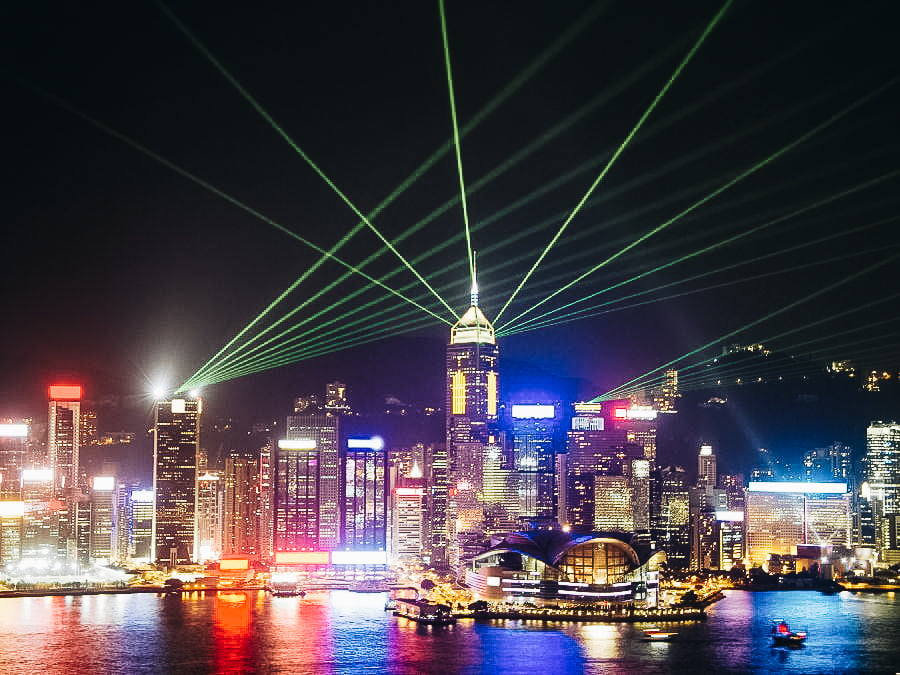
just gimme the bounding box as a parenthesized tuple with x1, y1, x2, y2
(471, 250, 479, 307)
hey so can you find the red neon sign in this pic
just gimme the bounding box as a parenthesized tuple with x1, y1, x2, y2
(49, 385, 82, 400)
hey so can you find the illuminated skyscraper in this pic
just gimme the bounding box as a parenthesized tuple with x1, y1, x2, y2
(697, 444, 717, 489)
(325, 382, 351, 416)
(0, 425, 26, 563)
(862, 421, 900, 556)
(745, 481, 851, 568)
(152, 395, 201, 566)
(274, 414, 340, 552)
(650, 465, 691, 569)
(258, 439, 274, 561)
(509, 403, 560, 528)
(196, 471, 222, 562)
(444, 279, 499, 568)
(0, 422, 28, 500)
(48, 384, 82, 492)
(342, 435, 388, 550)
(223, 453, 260, 559)
(565, 401, 646, 532)
(653, 369, 679, 412)
(89, 476, 115, 564)
(129, 489, 154, 563)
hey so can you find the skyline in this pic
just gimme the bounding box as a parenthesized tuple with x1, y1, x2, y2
(4, 2, 900, 418)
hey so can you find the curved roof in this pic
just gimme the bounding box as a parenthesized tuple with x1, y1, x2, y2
(450, 305, 496, 345)
(475, 530, 655, 569)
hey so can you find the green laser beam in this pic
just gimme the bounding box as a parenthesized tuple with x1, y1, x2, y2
(497, 76, 900, 334)
(158, 1, 458, 322)
(182, 5, 634, 388)
(603, 287, 900, 400)
(594, 249, 900, 401)
(503, 243, 893, 338)
(438, 0, 475, 288)
(191, 18, 800, 387)
(499, 174, 900, 335)
(16, 84, 453, 358)
(493, 0, 733, 324)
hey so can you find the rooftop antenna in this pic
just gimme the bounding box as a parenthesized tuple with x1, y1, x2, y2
(471, 250, 479, 307)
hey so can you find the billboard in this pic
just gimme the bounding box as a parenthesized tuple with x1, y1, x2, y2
(331, 550, 388, 565)
(22, 468, 53, 482)
(274, 551, 330, 565)
(219, 558, 251, 571)
(347, 436, 385, 451)
(0, 424, 28, 438)
(394, 487, 424, 497)
(747, 481, 847, 494)
(0, 501, 25, 518)
(278, 439, 317, 451)
(511, 404, 555, 419)
(92, 476, 115, 491)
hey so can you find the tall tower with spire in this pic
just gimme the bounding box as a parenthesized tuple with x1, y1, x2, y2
(439, 269, 500, 569)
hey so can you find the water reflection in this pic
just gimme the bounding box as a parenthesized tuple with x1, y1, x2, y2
(213, 592, 252, 673)
(0, 590, 897, 673)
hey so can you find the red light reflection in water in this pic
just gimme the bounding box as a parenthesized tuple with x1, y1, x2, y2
(213, 592, 252, 672)
(267, 593, 334, 673)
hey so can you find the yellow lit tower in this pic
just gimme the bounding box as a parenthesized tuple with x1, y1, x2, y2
(443, 273, 499, 569)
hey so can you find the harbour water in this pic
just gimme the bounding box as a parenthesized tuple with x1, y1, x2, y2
(1, 589, 898, 673)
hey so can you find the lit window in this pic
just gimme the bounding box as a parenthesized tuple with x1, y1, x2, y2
(452, 371, 466, 415)
(487, 371, 498, 417)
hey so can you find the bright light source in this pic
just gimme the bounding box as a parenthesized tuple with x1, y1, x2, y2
(189, 388, 201, 398)
(715, 510, 744, 521)
(274, 551, 330, 565)
(49, 385, 82, 400)
(171, 399, 186, 413)
(347, 436, 384, 451)
(22, 469, 53, 482)
(747, 481, 847, 494)
(511, 404, 555, 419)
(278, 439, 316, 450)
(152, 385, 168, 400)
(0, 424, 28, 438)
(0, 502, 25, 518)
(131, 490, 154, 503)
(394, 487, 424, 497)
(92, 476, 115, 491)
(331, 550, 387, 565)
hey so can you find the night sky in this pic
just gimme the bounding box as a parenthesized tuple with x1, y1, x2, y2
(3, 1, 899, 428)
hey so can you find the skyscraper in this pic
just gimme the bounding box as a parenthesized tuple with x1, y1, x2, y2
(89, 476, 115, 564)
(444, 280, 498, 568)
(745, 481, 851, 568)
(565, 401, 646, 532)
(152, 395, 201, 567)
(223, 453, 260, 559)
(650, 465, 691, 569)
(196, 470, 222, 562)
(863, 421, 900, 556)
(48, 384, 82, 492)
(342, 435, 388, 550)
(509, 403, 560, 528)
(274, 413, 340, 552)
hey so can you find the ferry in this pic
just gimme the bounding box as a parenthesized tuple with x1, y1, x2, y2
(394, 598, 456, 625)
(642, 627, 677, 641)
(771, 620, 807, 646)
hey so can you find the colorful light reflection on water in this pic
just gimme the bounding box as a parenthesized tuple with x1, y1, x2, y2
(0, 590, 897, 673)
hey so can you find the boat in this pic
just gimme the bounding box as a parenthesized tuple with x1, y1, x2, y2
(643, 627, 677, 641)
(771, 620, 807, 646)
(394, 598, 456, 625)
